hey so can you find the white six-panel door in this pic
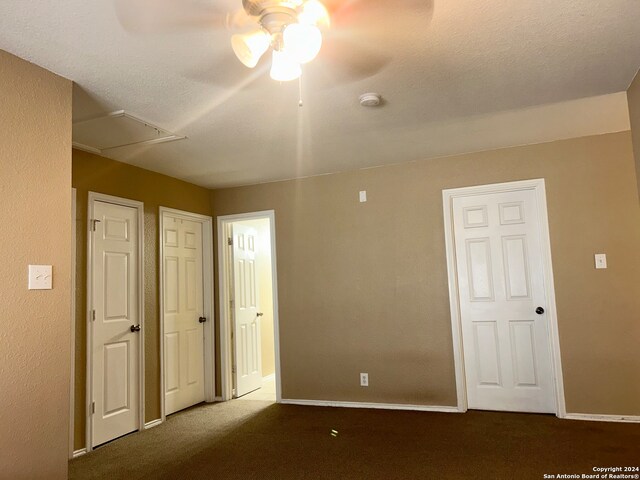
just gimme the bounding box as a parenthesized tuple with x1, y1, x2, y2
(163, 215, 205, 415)
(232, 224, 263, 397)
(452, 188, 556, 413)
(91, 200, 140, 446)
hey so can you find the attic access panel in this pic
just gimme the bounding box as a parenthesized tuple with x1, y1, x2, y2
(72, 110, 185, 154)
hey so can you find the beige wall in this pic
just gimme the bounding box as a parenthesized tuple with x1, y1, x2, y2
(236, 218, 275, 377)
(212, 132, 640, 415)
(72, 150, 212, 450)
(628, 70, 640, 202)
(0, 50, 72, 479)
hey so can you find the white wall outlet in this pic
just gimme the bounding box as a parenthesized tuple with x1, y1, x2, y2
(360, 372, 369, 387)
(594, 253, 607, 269)
(359, 191, 367, 203)
(28, 265, 53, 290)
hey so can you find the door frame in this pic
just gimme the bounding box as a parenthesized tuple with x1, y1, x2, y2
(69, 188, 77, 458)
(86, 192, 145, 452)
(442, 178, 566, 417)
(217, 210, 282, 402)
(159, 207, 215, 421)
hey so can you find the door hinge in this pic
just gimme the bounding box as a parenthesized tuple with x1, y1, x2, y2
(90, 219, 101, 232)
(230, 299, 234, 309)
(232, 365, 237, 374)
(91, 401, 95, 414)
(91, 309, 96, 321)
(227, 237, 233, 246)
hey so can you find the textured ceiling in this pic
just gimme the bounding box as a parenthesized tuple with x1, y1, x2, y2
(1, 0, 639, 188)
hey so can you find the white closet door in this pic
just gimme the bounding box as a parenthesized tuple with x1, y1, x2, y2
(91, 200, 140, 446)
(163, 215, 205, 415)
(453, 188, 555, 413)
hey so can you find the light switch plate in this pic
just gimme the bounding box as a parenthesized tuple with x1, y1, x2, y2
(359, 191, 367, 203)
(594, 254, 607, 270)
(28, 265, 53, 290)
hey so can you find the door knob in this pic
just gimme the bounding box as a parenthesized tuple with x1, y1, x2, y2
(199, 317, 207, 323)
(256, 312, 264, 317)
(535, 307, 545, 315)
(130, 324, 141, 332)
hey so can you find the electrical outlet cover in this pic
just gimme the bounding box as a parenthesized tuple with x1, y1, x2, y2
(594, 253, 607, 269)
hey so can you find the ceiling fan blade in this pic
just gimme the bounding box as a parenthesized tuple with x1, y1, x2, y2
(325, 0, 434, 20)
(325, 0, 435, 49)
(113, 0, 249, 34)
(226, 7, 258, 31)
(182, 50, 269, 90)
(307, 35, 391, 86)
(322, 0, 361, 21)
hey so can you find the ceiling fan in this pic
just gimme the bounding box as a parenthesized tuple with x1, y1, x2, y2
(114, 0, 434, 87)
(230, 0, 330, 82)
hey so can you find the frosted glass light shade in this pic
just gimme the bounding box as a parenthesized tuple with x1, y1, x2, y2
(298, 0, 330, 27)
(270, 50, 302, 81)
(283, 23, 322, 64)
(231, 30, 271, 68)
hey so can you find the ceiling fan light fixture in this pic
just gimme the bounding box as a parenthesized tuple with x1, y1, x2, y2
(283, 23, 322, 64)
(231, 29, 271, 68)
(270, 49, 302, 81)
(231, 0, 329, 79)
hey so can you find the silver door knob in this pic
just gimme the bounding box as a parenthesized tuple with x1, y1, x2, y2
(130, 324, 141, 332)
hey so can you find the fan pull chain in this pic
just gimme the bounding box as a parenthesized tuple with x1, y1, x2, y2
(298, 72, 304, 108)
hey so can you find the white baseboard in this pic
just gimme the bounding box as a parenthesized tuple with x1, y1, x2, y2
(144, 419, 163, 429)
(262, 373, 276, 383)
(214, 396, 223, 402)
(72, 448, 87, 458)
(281, 398, 460, 413)
(564, 413, 640, 423)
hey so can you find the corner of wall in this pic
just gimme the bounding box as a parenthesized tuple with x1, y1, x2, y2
(626, 68, 640, 202)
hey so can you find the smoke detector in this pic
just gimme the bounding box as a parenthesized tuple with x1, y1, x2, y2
(359, 93, 382, 107)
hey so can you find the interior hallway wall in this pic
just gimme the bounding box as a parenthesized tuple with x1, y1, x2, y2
(211, 132, 640, 416)
(72, 149, 212, 450)
(0, 49, 72, 479)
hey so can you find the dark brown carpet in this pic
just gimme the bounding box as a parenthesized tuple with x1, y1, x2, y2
(69, 400, 640, 480)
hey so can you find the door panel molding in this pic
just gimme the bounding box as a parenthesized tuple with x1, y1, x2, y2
(217, 210, 281, 403)
(86, 192, 145, 452)
(442, 179, 566, 417)
(159, 207, 215, 421)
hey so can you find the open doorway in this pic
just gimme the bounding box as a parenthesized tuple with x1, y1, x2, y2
(217, 211, 280, 403)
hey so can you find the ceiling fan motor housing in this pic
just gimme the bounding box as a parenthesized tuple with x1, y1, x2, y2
(243, 0, 298, 17)
(243, 0, 299, 37)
